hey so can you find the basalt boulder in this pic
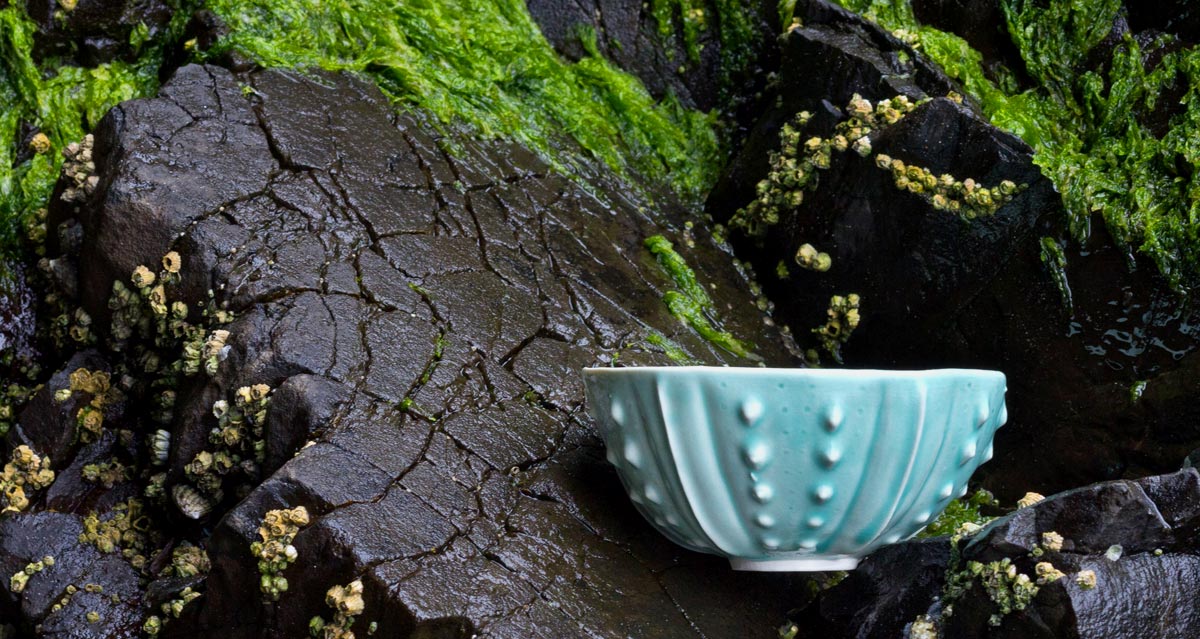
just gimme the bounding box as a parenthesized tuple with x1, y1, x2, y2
(708, 0, 1200, 499)
(792, 467, 1200, 638)
(3, 62, 807, 638)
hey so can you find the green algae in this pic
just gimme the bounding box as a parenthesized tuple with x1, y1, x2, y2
(831, 0, 1200, 291)
(0, 4, 191, 261)
(918, 488, 997, 538)
(645, 331, 701, 365)
(1039, 236, 1072, 314)
(645, 234, 758, 360)
(203, 0, 725, 205)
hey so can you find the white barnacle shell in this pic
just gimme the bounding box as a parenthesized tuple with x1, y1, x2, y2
(212, 400, 230, 420)
(152, 429, 171, 464)
(172, 484, 213, 520)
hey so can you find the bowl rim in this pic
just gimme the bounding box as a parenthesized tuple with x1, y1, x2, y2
(582, 366, 1005, 378)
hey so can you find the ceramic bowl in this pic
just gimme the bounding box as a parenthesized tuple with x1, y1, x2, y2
(582, 366, 1006, 571)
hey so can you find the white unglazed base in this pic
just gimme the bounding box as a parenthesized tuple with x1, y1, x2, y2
(729, 555, 859, 572)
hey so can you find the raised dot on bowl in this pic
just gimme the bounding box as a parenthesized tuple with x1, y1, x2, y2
(752, 483, 774, 503)
(960, 441, 977, 466)
(610, 400, 625, 425)
(812, 484, 834, 504)
(825, 405, 844, 432)
(740, 398, 764, 425)
(819, 445, 842, 469)
(743, 437, 771, 470)
(623, 439, 643, 468)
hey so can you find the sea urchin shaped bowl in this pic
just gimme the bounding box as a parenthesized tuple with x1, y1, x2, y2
(582, 367, 1007, 571)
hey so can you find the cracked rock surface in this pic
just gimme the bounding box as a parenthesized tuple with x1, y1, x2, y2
(3, 62, 806, 638)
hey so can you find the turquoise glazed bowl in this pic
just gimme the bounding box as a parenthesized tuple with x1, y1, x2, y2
(582, 367, 1006, 571)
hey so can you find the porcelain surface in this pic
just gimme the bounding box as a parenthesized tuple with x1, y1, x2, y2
(582, 366, 1007, 571)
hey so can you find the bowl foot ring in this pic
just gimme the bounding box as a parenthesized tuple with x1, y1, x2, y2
(729, 556, 859, 572)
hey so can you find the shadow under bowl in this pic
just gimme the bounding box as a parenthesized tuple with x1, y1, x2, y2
(582, 366, 1007, 571)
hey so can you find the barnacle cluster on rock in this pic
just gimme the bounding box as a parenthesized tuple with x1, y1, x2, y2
(60, 134, 97, 205)
(178, 383, 272, 517)
(874, 154, 1023, 219)
(109, 253, 234, 404)
(908, 615, 938, 639)
(813, 293, 861, 363)
(1, 445, 56, 514)
(144, 586, 202, 635)
(60, 367, 117, 443)
(252, 506, 310, 601)
(81, 458, 131, 488)
(730, 94, 923, 238)
(944, 557, 1039, 627)
(9, 556, 53, 594)
(78, 498, 153, 569)
(168, 542, 211, 577)
(309, 579, 366, 639)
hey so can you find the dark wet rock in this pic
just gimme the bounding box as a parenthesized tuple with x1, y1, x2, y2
(793, 468, 1200, 638)
(25, 0, 175, 66)
(9, 350, 113, 465)
(0, 511, 145, 638)
(795, 539, 950, 638)
(524, 0, 778, 112)
(709, 0, 1200, 499)
(14, 61, 805, 638)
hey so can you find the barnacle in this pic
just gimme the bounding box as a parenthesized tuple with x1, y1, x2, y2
(29, 132, 51, 154)
(1075, 570, 1097, 590)
(1041, 531, 1064, 552)
(1017, 492, 1044, 508)
(132, 266, 156, 289)
(1035, 561, 1065, 584)
(152, 429, 171, 464)
(162, 251, 182, 275)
